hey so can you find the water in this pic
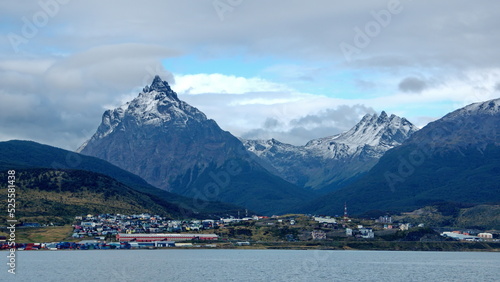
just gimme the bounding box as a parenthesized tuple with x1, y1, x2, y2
(3, 249, 499, 282)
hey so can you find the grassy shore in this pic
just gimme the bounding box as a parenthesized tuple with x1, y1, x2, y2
(0, 225, 76, 243)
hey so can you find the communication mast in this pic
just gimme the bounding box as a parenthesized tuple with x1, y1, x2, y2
(343, 202, 348, 222)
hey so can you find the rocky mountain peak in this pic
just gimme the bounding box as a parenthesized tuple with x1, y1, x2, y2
(326, 111, 418, 150)
(243, 111, 418, 191)
(77, 76, 209, 152)
(142, 75, 179, 102)
(77, 75, 311, 214)
(379, 110, 388, 119)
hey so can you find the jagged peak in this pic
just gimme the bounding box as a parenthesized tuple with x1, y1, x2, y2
(360, 113, 375, 123)
(142, 75, 179, 101)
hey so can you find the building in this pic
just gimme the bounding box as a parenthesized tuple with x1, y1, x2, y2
(359, 228, 374, 239)
(399, 223, 410, 231)
(376, 216, 392, 224)
(478, 233, 493, 239)
(236, 241, 250, 246)
(117, 233, 218, 242)
(314, 216, 337, 224)
(311, 230, 326, 240)
(441, 232, 478, 241)
(346, 228, 353, 236)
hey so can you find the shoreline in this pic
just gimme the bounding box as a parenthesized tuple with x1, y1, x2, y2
(3, 241, 499, 252)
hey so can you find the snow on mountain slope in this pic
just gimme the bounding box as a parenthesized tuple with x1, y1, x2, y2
(78, 76, 311, 215)
(444, 98, 500, 120)
(305, 111, 418, 159)
(409, 98, 500, 148)
(244, 111, 419, 191)
(78, 76, 206, 152)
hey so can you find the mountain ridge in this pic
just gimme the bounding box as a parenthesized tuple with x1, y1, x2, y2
(0, 140, 245, 218)
(79, 76, 312, 214)
(299, 98, 500, 215)
(244, 111, 418, 191)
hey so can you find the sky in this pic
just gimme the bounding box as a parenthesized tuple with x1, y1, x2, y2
(1, 0, 500, 150)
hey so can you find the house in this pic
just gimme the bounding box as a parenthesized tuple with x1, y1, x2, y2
(376, 216, 392, 224)
(346, 228, 353, 236)
(81, 222, 96, 228)
(359, 228, 374, 239)
(478, 233, 493, 239)
(312, 230, 327, 240)
(399, 223, 410, 231)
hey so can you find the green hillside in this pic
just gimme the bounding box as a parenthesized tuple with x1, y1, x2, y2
(172, 158, 314, 215)
(0, 169, 177, 224)
(0, 140, 245, 218)
(300, 144, 500, 215)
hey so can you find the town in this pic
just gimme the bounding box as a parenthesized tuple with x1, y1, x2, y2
(1, 212, 498, 251)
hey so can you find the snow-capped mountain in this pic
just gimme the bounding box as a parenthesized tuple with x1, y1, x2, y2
(409, 98, 500, 148)
(78, 76, 312, 215)
(302, 98, 500, 215)
(244, 112, 419, 192)
(78, 76, 207, 151)
(305, 111, 417, 158)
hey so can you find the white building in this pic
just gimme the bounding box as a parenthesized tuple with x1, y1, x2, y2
(441, 232, 478, 241)
(478, 233, 493, 239)
(314, 216, 337, 224)
(346, 228, 353, 236)
(359, 228, 374, 239)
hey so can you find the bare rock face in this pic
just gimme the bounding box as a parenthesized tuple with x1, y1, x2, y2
(79, 76, 311, 215)
(303, 98, 500, 215)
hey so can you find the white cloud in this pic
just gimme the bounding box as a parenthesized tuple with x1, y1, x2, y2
(173, 73, 292, 94)
(177, 69, 500, 145)
(1, 1, 500, 149)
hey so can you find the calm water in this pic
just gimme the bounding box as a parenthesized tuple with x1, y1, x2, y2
(3, 249, 499, 281)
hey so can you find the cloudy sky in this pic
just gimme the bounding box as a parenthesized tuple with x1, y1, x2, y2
(1, 0, 500, 150)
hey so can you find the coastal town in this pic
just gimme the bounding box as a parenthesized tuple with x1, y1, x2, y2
(1, 212, 498, 251)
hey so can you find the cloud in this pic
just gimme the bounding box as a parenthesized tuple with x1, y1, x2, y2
(495, 82, 500, 92)
(44, 43, 177, 93)
(0, 43, 177, 150)
(1, 1, 500, 150)
(398, 77, 428, 93)
(173, 73, 292, 94)
(263, 64, 324, 82)
(240, 105, 376, 145)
